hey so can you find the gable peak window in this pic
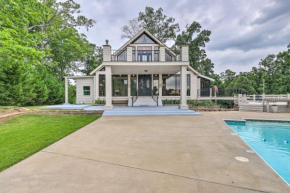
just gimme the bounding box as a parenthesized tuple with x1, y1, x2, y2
(133, 34, 156, 44)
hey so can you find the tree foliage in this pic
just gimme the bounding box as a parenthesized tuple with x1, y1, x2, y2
(174, 22, 213, 76)
(215, 44, 290, 95)
(0, 0, 99, 106)
(121, 7, 180, 43)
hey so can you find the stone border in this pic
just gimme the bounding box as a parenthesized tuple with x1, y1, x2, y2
(0, 112, 26, 123)
(0, 109, 103, 123)
(29, 110, 103, 116)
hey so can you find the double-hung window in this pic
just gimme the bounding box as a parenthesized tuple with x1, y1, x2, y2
(83, 86, 91, 96)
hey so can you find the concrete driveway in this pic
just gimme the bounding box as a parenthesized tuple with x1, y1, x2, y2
(0, 112, 290, 193)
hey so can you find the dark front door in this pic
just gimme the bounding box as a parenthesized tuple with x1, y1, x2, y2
(138, 75, 152, 96)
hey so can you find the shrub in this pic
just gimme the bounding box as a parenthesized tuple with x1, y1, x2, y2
(163, 99, 180, 104)
(94, 99, 105, 105)
(187, 100, 215, 106)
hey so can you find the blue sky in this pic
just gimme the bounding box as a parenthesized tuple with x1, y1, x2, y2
(74, 0, 290, 73)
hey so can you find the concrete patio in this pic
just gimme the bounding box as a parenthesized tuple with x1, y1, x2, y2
(0, 112, 289, 193)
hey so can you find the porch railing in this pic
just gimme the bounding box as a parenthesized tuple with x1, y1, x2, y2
(152, 89, 159, 106)
(110, 49, 181, 62)
(131, 89, 138, 106)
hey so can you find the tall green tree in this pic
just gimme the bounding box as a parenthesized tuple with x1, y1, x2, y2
(0, 0, 44, 68)
(275, 44, 290, 93)
(258, 54, 278, 94)
(220, 69, 236, 87)
(0, 64, 35, 106)
(174, 22, 213, 75)
(80, 45, 103, 75)
(121, 7, 180, 43)
(227, 76, 256, 95)
(0, 0, 97, 106)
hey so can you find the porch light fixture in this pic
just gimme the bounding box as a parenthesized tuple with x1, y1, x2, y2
(144, 70, 148, 72)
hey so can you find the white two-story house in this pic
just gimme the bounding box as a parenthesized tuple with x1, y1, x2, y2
(64, 29, 214, 109)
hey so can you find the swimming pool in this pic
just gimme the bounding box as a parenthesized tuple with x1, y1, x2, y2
(225, 119, 290, 185)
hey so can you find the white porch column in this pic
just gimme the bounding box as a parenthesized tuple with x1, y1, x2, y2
(104, 66, 113, 109)
(128, 74, 131, 97)
(180, 65, 189, 109)
(64, 77, 69, 104)
(159, 73, 162, 97)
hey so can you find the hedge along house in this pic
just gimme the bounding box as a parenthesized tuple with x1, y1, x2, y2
(64, 29, 214, 109)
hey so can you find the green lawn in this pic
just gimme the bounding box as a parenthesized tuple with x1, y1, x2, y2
(0, 114, 99, 171)
(0, 106, 14, 110)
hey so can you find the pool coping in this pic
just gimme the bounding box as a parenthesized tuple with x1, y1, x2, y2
(223, 118, 290, 187)
(224, 118, 290, 123)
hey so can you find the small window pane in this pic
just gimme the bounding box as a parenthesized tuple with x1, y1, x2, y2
(187, 74, 190, 96)
(117, 50, 127, 61)
(165, 51, 173, 61)
(99, 75, 105, 96)
(83, 86, 90, 96)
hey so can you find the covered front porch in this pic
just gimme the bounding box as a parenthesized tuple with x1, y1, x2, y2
(95, 62, 195, 109)
(63, 62, 212, 109)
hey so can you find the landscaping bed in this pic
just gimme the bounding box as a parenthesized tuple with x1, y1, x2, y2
(163, 100, 238, 111)
(0, 114, 99, 171)
(189, 105, 238, 111)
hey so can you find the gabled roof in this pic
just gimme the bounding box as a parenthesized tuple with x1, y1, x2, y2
(115, 28, 176, 57)
(187, 66, 215, 82)
(198, 74, 215, 82)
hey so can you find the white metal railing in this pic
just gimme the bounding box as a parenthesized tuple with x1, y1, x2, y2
(247, 94, 290, 102)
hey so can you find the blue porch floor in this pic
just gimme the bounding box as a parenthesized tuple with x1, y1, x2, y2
(103, 106, 201, 116)
(40, 105, 201, 116)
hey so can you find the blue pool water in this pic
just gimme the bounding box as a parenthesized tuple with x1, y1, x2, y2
(226, 120, 290, 185)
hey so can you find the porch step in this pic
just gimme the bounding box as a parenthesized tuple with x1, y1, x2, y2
(239, 103, 263, 112)
(128, 97, 163, 107)
(103, 106, 201, 117)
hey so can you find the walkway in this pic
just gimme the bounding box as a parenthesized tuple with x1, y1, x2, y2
(0, 112, 289, 193)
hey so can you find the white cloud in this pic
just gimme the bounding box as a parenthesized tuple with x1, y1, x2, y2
(73, 0, 290, 73)
(209, 45, 287, 73)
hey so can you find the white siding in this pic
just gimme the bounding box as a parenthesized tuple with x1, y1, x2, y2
(76, 78, 94, 104)
(103, 45, 111, 61)
(181, 46, 189, 62)
(190, 72, 198, 100)
(160, 47, 165, 61)
(126, 47, 132, 61)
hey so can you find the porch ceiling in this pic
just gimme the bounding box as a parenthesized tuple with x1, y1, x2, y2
(110, 65, 181, 75)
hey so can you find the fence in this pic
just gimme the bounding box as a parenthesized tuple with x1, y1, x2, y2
(198, 88, 248, 97)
